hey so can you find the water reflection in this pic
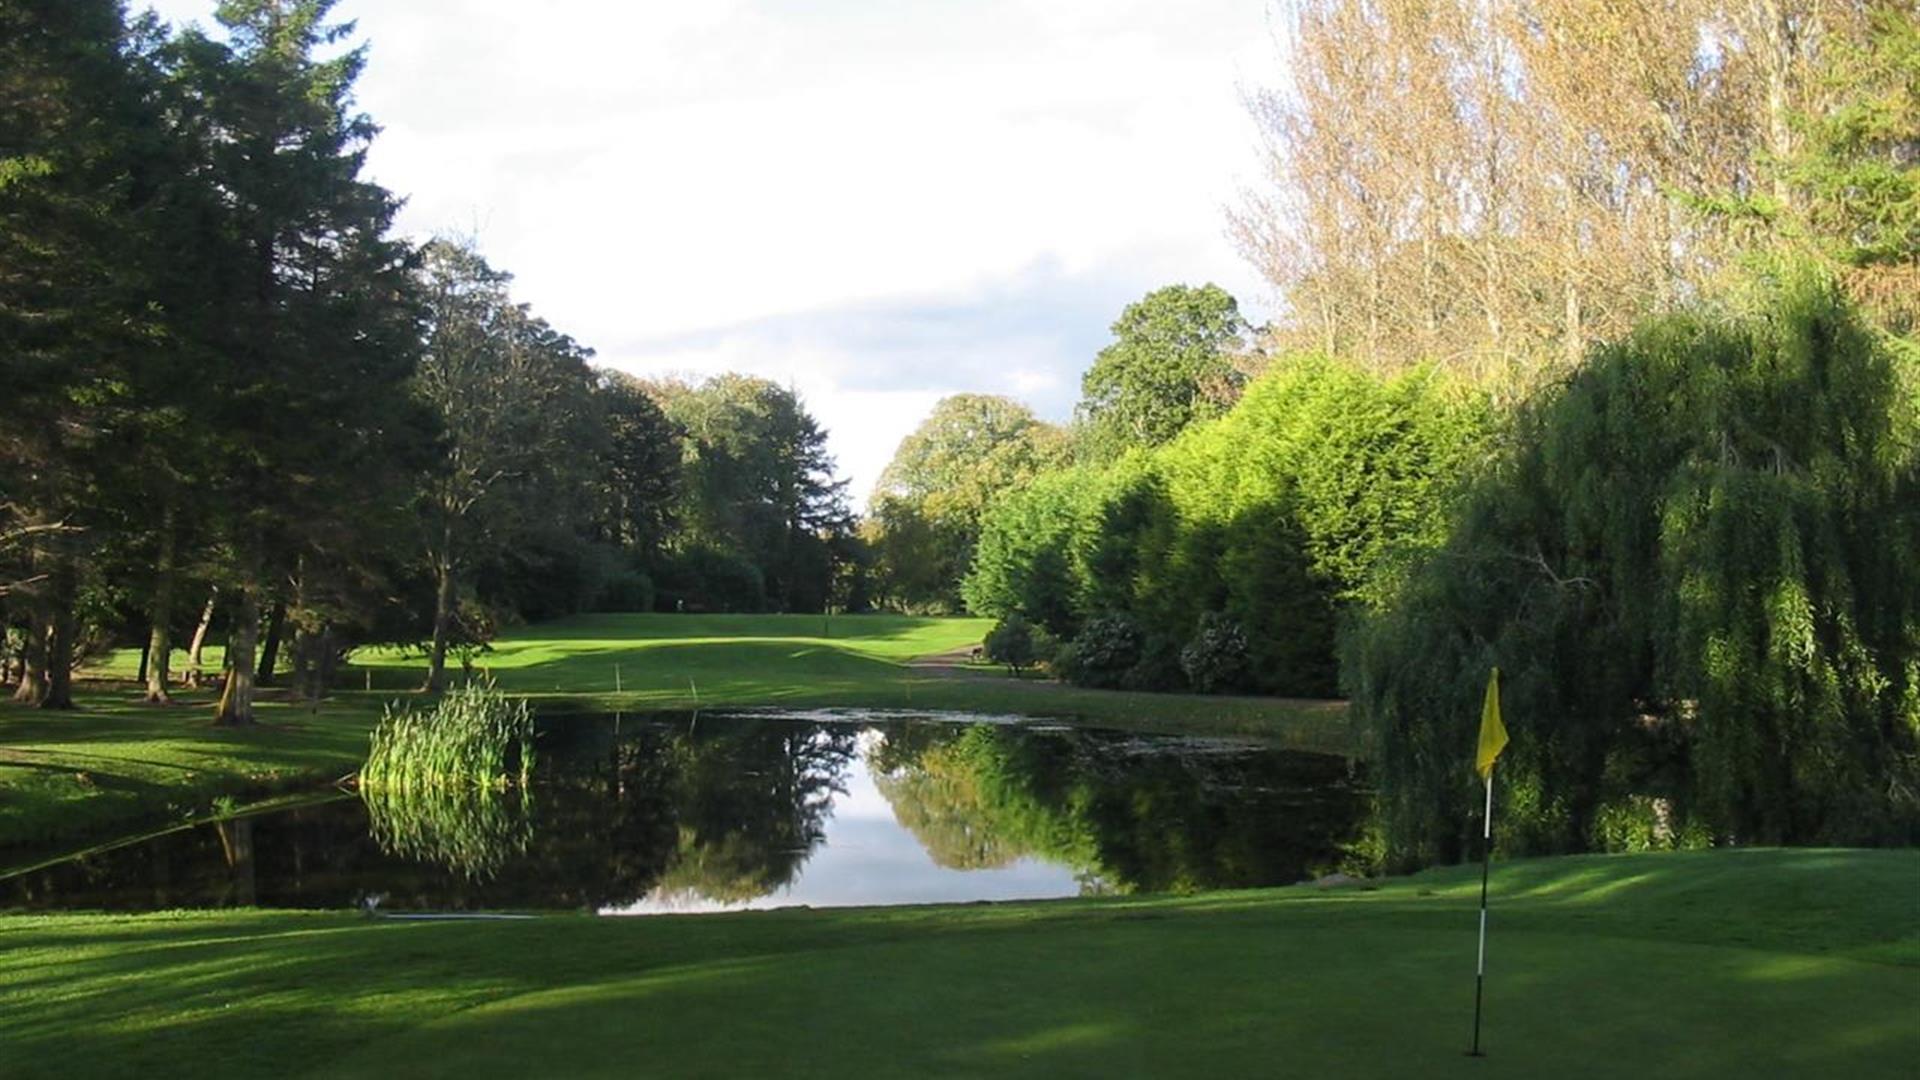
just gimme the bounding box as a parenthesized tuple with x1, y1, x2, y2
(0, 713, 1366, 914)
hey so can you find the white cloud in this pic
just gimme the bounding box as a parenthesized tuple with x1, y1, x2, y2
(140, 0, 1282, 504)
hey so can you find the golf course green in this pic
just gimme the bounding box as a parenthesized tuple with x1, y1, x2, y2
(1, 849, 1914, 1078)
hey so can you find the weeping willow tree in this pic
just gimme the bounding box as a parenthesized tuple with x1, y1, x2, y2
(1347, 270, 1920, 869)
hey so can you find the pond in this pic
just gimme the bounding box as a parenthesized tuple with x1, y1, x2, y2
(0, 710, 1367, 915)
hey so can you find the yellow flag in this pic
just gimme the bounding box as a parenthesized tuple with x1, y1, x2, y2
(1475, 667, 1508, 780)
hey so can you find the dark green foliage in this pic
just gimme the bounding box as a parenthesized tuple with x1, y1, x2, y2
(1348, 273, 1920, 869)
(648, 375, 853, 614)
(1058, 614, 1146, 690)
(983, 615, 1038, 675)
(1217, 502, 1336, 696)
(413, 238, 607, 688)
(652, 544, 768, 614)
(594, 374, 684, 558)
(1180, 612, 1252, 694)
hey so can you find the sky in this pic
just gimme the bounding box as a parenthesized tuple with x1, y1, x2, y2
(144, 1, 1282, 506)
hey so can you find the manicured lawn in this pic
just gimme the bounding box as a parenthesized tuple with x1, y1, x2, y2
(0, 848, 1913, 1078)
(347, 613, 1352, 747)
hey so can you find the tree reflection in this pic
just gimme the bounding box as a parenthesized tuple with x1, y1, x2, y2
(2, 715, 1361, 912)
(872, 723, 1366, 893)
(650, 722, 855, 903)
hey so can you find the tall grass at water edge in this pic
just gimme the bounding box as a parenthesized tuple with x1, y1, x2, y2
(360, 684, 535, 791)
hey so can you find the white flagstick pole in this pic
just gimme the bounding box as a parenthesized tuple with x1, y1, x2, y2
(1469, 771, 1493, 1057)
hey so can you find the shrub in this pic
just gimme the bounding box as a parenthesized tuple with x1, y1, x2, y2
(984, 615, 1039, 675)
(1061, 613, 1143, 689)
(1125, 632, 1189, 691)
(963, 356, 1493, 699)
(1180, 612, 1253, 694)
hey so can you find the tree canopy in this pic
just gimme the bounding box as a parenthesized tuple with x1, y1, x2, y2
(867, 394, 1067, 612)
(1076, 284, 1251, 460)
(1346, 271, 1920, 868)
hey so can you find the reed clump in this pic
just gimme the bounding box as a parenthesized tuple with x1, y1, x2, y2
(361, 683, 536, 791)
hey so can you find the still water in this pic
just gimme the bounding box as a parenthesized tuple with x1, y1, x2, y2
(0, 710, 1365, 915)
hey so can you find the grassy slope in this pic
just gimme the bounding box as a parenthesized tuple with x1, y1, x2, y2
(0, 849, 1913, 1079)
(0, 693, 381, 855)
(359, 613, 1354, 748)
(87, 614, 1347, 738)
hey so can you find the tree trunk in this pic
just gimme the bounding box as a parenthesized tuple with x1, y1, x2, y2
(258, 600, 287, 687)
(11, 620, 46, 704)
(146, 521, 178, 703)
(424, 549, 454, 693)
(311, 624, 339, 701)
(186, 588, 216, 689)
(291, 625, 315, 701)
(39, 561, 78, 710)
(1756, 0, 1796, 208)
(3, 630, 20, 687)
(213, 587, 259, 726)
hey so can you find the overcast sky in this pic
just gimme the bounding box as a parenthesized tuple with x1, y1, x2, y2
(145, 1, 1281, 506)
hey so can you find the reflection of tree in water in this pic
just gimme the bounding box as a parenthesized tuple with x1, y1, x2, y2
(10, 716, 859, 913)
(214, 817, 256, 905)
(6, 716, 1358, 914)
(353, 716, 857, 907)
(872, 723, 1367, 893)
(650, 722, 856, 903)
(870, 724, 1094, 871)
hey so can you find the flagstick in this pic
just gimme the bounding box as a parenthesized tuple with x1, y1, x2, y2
(1469, 772, 1493, 1057)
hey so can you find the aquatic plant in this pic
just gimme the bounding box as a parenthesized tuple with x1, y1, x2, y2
(361, 784, 535, 881)
(361, 683, 536, 792)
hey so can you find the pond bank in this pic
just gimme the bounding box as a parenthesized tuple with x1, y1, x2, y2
(0, 689, 378, 856)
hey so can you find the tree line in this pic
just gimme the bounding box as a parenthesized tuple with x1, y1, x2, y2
(0, 0, 856, 721)
(863, 0, 1917, 860)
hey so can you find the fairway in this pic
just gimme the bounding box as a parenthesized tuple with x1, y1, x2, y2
(361, 612, 994, 695)
(82, 612, 1349, 736)
(1, 849, 1913, 1079)
(86, 613, 993, 692)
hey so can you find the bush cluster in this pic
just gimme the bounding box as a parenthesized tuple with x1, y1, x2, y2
(965, 358, 1493, 697)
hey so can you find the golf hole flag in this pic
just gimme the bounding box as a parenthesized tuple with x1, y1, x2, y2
(1476, 667, 1508, 780)
(1468, 666, 1505, 1058)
